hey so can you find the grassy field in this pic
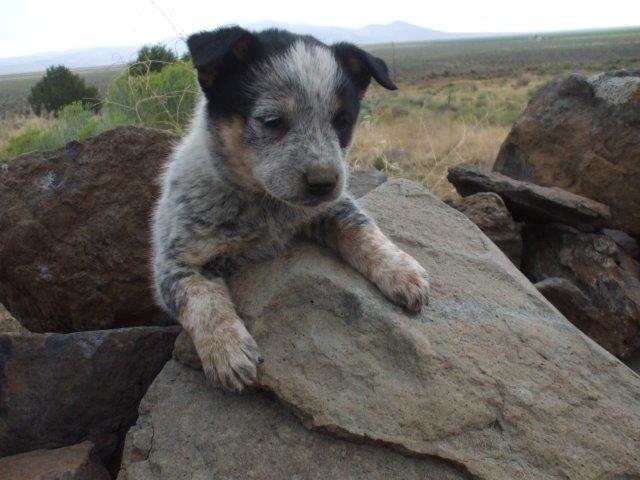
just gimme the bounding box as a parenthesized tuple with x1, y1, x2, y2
(368, 27, 640, 82)
(1, 27, 639, 197)
(0, 66, 122, 114)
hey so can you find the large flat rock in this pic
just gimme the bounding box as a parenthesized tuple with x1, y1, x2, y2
(121, 180, 640, 480)
(117, 360, 469, 480)
(447, 163, 612, 231)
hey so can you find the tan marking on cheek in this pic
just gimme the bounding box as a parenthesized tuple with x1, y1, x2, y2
(335, 96, 343, 111)
(218, 115, 260, 190)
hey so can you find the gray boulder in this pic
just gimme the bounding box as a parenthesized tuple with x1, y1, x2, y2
(0, 442, 109, 480)
(601, 228, 640, 259)
(447, 163, 612, 231)
(450, 192, 522, 266)
(119, 180, 640, 480)
(523, 224, 640, 358)
(0, 326, 180, 467)
(347, 167, 387, 198)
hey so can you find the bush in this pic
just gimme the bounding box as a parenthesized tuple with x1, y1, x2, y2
(28, 65, 99, 116)
(104, 61, 197, 132)
(128, 44, 178, 76)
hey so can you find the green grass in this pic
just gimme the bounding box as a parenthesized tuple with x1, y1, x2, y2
(0, 62, 196, 158)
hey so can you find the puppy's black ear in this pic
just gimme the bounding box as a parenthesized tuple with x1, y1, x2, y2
(187, 26, 260, 92)
(332, 43, 397, 95)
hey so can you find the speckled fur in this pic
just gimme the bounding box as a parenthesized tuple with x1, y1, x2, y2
(152, 28, 429, 392)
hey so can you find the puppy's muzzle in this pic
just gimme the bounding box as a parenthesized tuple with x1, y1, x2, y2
(304, 166, 339, 200)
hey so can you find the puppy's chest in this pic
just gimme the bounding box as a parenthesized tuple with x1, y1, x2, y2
(185, 202, 307, 271)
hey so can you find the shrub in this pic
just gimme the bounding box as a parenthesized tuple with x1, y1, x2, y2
(128, 44, 178, 76)
(27, 65, 99, 116)
(1, 102, 108, 158)
(104, 61, 197, 132)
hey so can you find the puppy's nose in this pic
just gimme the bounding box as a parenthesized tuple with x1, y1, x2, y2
(305, 169, 338, 198)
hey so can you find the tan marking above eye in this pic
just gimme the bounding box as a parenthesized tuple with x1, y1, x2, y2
(281, 96, 297, 114)
(217, 116, 261, 191)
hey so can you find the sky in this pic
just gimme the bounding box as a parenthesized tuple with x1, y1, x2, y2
(0, 0, 638, 58)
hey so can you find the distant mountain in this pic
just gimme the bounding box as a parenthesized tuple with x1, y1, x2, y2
(245, 20, 476, 44)
(0, 21, 488, 76)
(0, 46, 141, 75)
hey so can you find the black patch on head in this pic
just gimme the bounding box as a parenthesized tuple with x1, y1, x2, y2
(187, 26, 263, 118)
(187, 27, 324, 121)
(187, 27, 395, 151)
(332, 43, 397, 95)
(333, 81, 361, 147)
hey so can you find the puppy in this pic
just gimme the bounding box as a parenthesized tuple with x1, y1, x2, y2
(152, 27, 429, 392)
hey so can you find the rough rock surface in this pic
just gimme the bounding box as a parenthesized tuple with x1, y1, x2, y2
(0, 442, 109, 480)
(601, 228, 640, 259)
(0, 126, 178, 332)
(120, 180, 640, 480)
(0, 326, 180, 467)
(117, 360, 469, 480)
(450, 192, 522, 266)
(494, 70, 640, 235)
(0, 303, 26, 333)
(448, 163, 612, 231)
(523, 224, 640, 358)
(347, 167, 387, 198)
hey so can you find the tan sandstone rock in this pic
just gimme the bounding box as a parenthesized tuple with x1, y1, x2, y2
(0, 303, 26, 333)
(120, 179, 640, 480)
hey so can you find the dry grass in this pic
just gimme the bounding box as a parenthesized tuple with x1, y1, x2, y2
(0, 74, 525, 199)
(349, 79, 521, 198)
(350, 114, 509, 198)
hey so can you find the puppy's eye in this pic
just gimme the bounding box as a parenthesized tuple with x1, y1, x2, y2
(259, 116, 285, 130)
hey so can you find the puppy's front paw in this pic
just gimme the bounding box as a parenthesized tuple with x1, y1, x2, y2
(195, 318, 260, 393)
(374, 251, 430, 313)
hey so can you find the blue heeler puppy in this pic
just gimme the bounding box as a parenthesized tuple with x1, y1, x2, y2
(152, 27, 430, 392)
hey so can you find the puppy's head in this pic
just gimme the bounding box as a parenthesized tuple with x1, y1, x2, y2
(187, 27, 396, 207)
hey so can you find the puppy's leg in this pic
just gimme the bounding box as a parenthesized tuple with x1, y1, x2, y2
(156, 265, 259, 392)
(309, 197, 429, 312)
